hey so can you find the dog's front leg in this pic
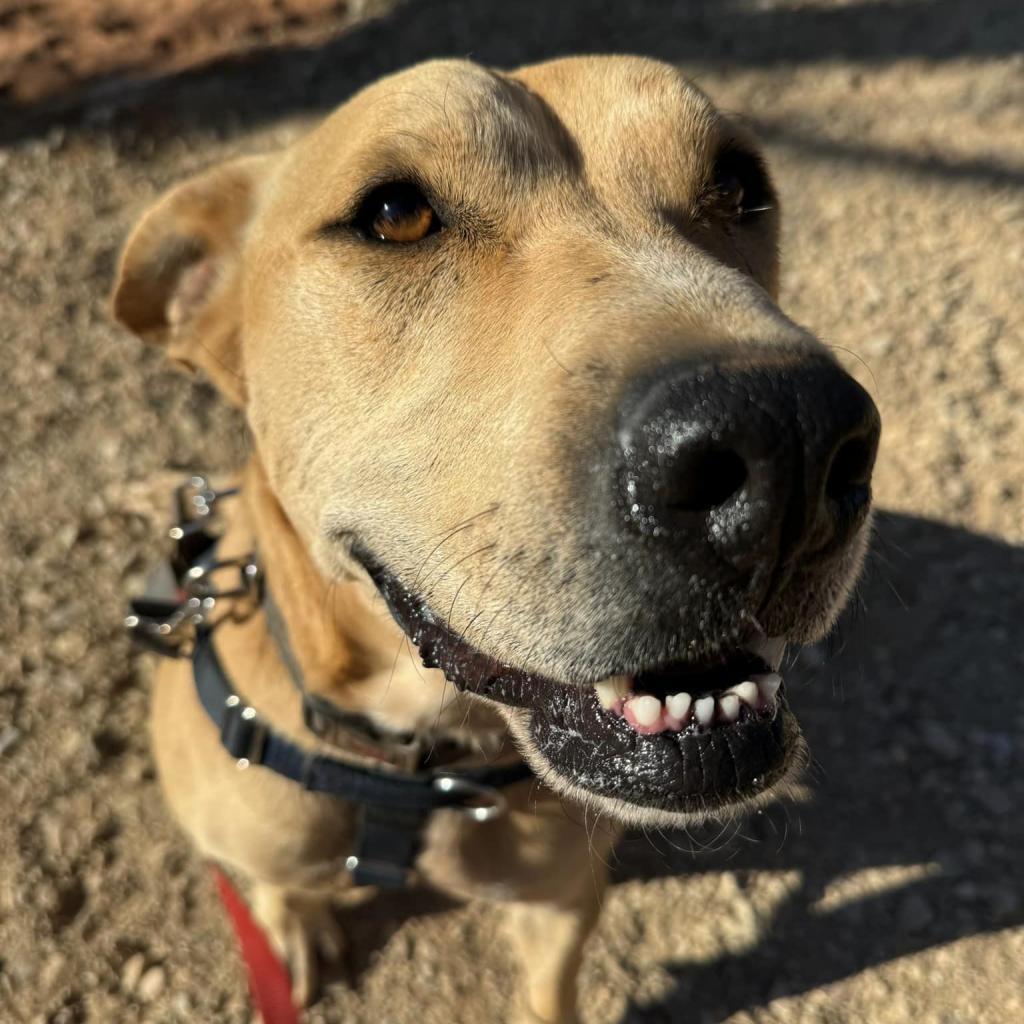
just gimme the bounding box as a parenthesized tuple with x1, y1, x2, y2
(502, 875, 606, 1024)
(249, 882, 345, 1008)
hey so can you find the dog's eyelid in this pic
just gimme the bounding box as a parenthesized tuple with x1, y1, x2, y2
(315, 174, 450, 242)
(708, 142, 775, 221)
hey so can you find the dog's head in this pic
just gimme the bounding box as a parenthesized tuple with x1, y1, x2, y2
(113, 56, 879, 826)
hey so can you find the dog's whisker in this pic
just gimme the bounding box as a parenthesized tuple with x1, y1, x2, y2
(541, 336, 574, 377)
(403, 632, 428, 686)
(429, 543, 498, 627)
(825, 342, 878, 391)
(411, 505, 500, 590)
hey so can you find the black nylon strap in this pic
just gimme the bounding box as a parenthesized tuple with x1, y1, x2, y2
(352, 804, 431, 887)
(262, 585, 419, 754)
(133, 480, 534, 889)
(191, 628, 533, 885)
(194, 628, 530, 805)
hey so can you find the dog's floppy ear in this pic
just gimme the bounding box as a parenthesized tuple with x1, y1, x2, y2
(111, 155, 274, 406)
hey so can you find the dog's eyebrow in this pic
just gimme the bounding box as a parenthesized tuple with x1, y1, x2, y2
(461, 73, 583, 184)
(312, 76, 583, 240)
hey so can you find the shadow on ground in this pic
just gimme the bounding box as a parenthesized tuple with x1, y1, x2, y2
(3, 0, 1024, 192)
(273, 512, 1023, 1020)
(608, 510, 1024, 1021)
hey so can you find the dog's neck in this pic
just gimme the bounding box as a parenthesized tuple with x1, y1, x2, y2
(227, 456, 496, 745)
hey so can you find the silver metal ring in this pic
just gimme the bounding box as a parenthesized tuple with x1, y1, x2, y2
(432, 774, 507, 823)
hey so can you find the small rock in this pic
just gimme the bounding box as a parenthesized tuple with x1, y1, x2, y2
(970, 728, 1014, 764)
(964, 838, 988, 866)
(38, 813, 64, 857)
(864, 335, 894, 356)
(975, 786, 1013, 816)
(45, 126, 66, 151)
(137, 965, 166, 1001)
(40, 951, 65, 989)
(987, 885, 1022, 920)
(120, 952, 145, 993)
(52, 630, 89, 665)
(920, 720, 961, 760)
(936, 848, 967, 876)
(955, 875, 984, 898)
(0, 725, 21, 756)
(899, 891, 934, 932)
(888, 743, 910, 765)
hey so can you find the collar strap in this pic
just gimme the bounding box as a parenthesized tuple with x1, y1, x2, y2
(126, 476, 535, 888)
(262, 584, 422, 763)
(192, 628, 533, 887)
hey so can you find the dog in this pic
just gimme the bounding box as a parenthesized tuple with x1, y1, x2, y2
(111, 55, 880, 1024)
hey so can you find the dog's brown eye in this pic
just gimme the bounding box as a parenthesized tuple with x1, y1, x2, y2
(358, 183, 440, 243)
(711, 146, 774, 220)
(717, 173, 745, 214)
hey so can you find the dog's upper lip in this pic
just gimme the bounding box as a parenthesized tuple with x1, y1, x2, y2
(351, 543, 800, 817)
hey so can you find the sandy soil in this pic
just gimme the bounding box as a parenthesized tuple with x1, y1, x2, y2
(1, 1, 1022, 1022)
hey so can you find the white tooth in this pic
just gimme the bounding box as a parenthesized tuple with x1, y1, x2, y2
(594, 675, 630, 709)
(665, 692, 692, 721)
(695, 696, 715, 726)
(628, 695, 662, 727)
(718, 694, 740, 722)
(752, 673, 782, 702)
(730, 681, 760, 707)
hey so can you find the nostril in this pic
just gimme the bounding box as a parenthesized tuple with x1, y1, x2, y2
(665, 447, 747, 512)
(825, 435, 875, 507)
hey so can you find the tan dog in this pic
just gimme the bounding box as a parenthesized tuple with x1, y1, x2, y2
(112, 56, 880, 1024)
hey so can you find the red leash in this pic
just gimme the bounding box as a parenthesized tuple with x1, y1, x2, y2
(212, 865, 299, 1024)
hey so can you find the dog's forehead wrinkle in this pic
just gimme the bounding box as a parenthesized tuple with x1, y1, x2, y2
(349, 66, 581, 191)
(512, 55, 721, 196)
(465, 72, 584, 182)
(290, 57, 731, 237)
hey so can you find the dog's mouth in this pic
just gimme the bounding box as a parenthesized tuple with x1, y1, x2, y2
(354, 550, 803, 824)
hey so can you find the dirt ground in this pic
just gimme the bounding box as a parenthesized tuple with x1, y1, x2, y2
(1, 1, 1022, 1022)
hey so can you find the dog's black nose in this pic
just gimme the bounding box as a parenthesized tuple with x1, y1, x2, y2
(617, 358, 880, 571)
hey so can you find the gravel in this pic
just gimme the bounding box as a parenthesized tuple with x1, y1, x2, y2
(1, 2, 1022, 1022)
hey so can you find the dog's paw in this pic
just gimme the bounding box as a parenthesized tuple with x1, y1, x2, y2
(250, 884, 345, 1007)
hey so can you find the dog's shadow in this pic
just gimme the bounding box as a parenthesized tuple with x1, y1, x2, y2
(327, 887, 460, 987)
(609, 510, 1024, 1021)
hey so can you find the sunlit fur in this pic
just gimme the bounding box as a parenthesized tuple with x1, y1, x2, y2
(111, 56, 876, 1021)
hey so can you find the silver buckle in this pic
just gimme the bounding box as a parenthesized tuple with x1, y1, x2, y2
(124, 473, 260, 656)
(221, 695, 268, 770)
(432, 774, 508, 823)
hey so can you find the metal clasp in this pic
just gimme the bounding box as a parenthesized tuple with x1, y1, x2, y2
(432, 774, 508, 823)
(125, 475, 260, 658)
(343, 854, 411, 888)
(181, 557, 262, 603)
(176, 474, 238, 521)
(220, 695, 268, 770)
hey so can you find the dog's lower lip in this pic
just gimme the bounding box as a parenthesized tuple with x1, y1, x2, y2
(351, 544, 798, 816)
